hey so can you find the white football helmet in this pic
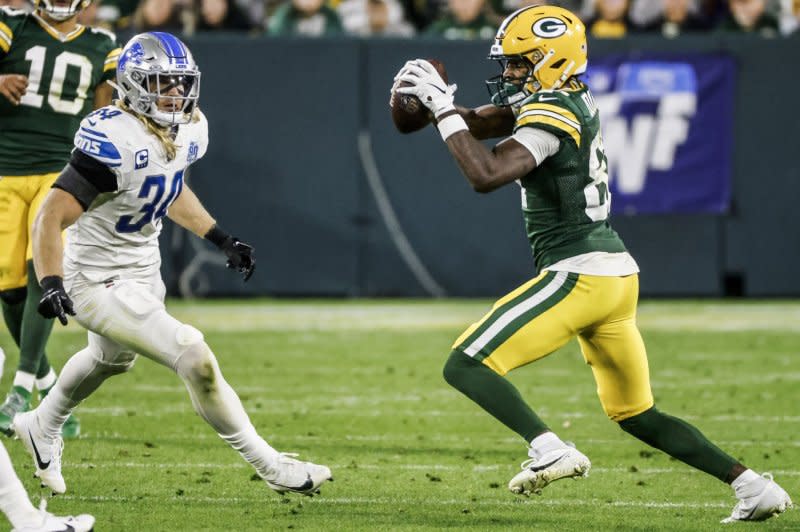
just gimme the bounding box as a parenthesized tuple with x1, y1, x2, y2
(34, 0, 91, 21)
(115, 32, 201, 127)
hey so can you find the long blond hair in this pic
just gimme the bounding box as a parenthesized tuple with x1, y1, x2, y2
(115, 100, 200, 161)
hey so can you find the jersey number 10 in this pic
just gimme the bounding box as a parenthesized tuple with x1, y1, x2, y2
(20, 45, 92, 115)
(115, 171, 185, 233)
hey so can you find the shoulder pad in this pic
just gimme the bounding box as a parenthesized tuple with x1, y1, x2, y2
(0, 7, 26, 52)
(74, 107, 132, 168)
(515, 92, 583, 147)
(89, 25, 117, 43)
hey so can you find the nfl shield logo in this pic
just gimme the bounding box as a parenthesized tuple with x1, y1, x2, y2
(187, 142, 199, 163)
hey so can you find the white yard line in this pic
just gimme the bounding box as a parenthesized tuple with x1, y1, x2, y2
(63, 462, 800, 476)
(57, 493, 735, 509)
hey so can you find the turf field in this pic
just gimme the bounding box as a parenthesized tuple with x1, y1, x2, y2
(1, 300, 798, 531)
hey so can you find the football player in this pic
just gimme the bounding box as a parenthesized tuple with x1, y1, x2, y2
(0, 349, 95, 532)
(13, 32, 332, 500)
(0, 0, 121, 438)
(393, 5, 792, 523)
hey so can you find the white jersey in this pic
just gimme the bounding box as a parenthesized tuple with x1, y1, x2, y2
(63, 106, 208, 277)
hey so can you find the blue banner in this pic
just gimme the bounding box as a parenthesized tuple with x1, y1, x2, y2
(585, 54, 736, 214)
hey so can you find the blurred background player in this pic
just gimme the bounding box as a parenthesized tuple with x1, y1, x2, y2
(0, 0, 120, 438)
(14, 31, 332, 500)
(0, 348, 95, 532)
(393, 4, 792, 523)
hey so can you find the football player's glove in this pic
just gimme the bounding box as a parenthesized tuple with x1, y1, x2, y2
(221, 238, 255, 282)
(38, 276, 76, 326)
(205, 225, 256, 282)
(395, 59, 457, 119)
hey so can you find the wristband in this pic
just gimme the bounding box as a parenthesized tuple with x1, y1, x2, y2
(40, 275, 64, 292)
(437, 114, 469, 142)
(204, 224, 231, 249)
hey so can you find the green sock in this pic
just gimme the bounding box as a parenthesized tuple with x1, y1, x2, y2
(18, 261, 54, 376)
(619, 407, 739, 482)
(443, 350, 548, 442)
(1, 286, 27, 346)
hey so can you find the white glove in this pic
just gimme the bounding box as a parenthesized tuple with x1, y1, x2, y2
(394, 59, 457, 119)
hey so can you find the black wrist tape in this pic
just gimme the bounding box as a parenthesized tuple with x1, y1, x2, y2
(40, 275, 65, 292)
(204, 224, 231, 249)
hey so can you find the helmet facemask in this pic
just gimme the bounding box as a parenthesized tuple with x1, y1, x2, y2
(35, 0, 90, 21)
(126, 69, 201, 126)
(486, 50, 547, 108)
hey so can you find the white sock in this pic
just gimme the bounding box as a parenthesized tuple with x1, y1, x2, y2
(0, 442, 41, 528)
(529, 431, 569, 459)
(37, 385, 77, 440)
(731, 469, 763, 497)
(12, 371, 35, 392)
(35, 369, 57, 393)
(220, 424, 280, 478)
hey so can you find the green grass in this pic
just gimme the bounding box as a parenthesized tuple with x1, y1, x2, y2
(1, 300, 798, 531)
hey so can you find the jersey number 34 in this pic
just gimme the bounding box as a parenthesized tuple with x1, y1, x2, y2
(115, 170, 184, 233)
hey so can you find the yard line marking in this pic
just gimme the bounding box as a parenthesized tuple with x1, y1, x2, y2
(77, 404, 800, 423)
(58, 494, 735, 509)
(82, 431, 800, 448)
(64, 462, 800, 476)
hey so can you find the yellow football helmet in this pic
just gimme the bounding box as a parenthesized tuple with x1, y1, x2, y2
(486, 4, 587, 107)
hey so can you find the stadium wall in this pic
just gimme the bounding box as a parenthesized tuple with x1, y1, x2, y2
(161, 34, 800, 298)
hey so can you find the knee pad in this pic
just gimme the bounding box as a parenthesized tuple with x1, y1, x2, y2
(87, 342, 137, 375)
(173, 326, 218, 390)
(0, 287, 27, 305)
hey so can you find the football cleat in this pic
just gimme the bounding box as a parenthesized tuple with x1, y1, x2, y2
(13, 411, 66, 494)
(508, 446, 591, 496)
(263, 453, 333, 496)
(11, 500, 94, 532)
(722, 473, 793, 523)
(0, 386, 31, 436)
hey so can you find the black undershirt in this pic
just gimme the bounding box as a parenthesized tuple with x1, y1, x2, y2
(52, 150, 118, 210)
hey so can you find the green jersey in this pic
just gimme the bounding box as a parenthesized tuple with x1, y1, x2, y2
(513, 82, 628, 271)
(0, 8, 120, 175)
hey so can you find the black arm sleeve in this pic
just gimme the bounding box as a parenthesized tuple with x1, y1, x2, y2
(52, 150, 118, 211)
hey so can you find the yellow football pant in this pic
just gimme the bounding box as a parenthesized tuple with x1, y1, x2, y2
(453, 271, 654, 421)
(0, 173, 60, 291)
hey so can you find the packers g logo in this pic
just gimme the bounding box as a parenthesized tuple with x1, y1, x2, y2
(532, 17, 568, 38)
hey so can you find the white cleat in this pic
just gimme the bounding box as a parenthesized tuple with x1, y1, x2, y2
(508, 447, 591, 496)
(12, 513, 94, 532)
(263, 453, 333, 496)
(722, 473, 793, 523)
(13, 411, 66, 495)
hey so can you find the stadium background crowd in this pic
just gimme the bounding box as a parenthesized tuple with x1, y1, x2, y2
(0, 0, 797, 39)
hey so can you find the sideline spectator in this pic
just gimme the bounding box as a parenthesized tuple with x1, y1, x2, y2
(587, 0, 632, 37)
(425, 0, 495, 38)
(197, 0, 255, 30)
(338, 0, 416, 35)
(267, 0, 345, 35)
(95, 0, 140, 32)
(133, 0, 194, 33)
(778, 0, 799, 33)
(0, 0, 28, 9)
(643, 0, 708, 36)
(717, 0, 779, 35)
(400, 0, 447, 31)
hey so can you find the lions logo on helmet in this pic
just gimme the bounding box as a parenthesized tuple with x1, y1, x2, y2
(115, 32, 201, 127)
(33, 0, 91, 21)
(486, 5, 587, 107)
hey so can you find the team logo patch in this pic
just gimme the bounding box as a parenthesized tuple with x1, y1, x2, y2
(135, 149, 149, 169)
(187, 142, 199, 163)
(532, 17, 568, 38)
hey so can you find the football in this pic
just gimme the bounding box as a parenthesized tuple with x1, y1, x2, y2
(390, 59, 449, 134)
